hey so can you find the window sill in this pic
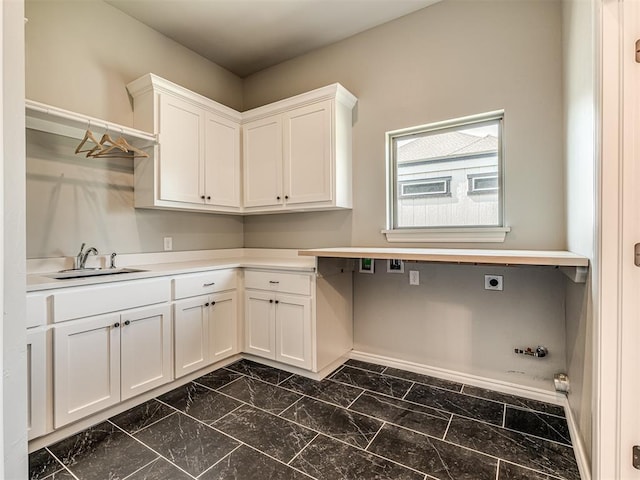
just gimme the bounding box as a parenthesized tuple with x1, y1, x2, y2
(381, 227, 511, 243)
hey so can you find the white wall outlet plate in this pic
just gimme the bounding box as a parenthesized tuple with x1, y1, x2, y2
(484, 274, 503, 291)
(409, 270, 419, 285)
(163, 237, 173, 251)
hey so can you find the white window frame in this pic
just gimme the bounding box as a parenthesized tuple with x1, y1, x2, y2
(383, 110, 510, 243)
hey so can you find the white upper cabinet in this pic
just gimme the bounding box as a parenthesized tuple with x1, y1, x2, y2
(242, 85, 357, 214)
(243, 116, 283, 208)
(127, 74, 242, 213)
(127, 74, 356, 215)
(158, 93, 204, 204)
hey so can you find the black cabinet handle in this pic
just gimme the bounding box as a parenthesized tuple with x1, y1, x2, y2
(201, 195, 205, 199)
(275, 300, 279, 304)
(124, 320, 130, 326)
(203, 282, 215, 287)
(285, 195, 289, 200)
(207, 196, 211, 200)
(276, 196, 281, 200)
(211, 301, 216, 306)
(269, 299, 273, 303)
(205, 302, 210, 307)
(114, 322, 120, 328)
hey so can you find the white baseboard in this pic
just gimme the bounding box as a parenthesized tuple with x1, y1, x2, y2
(562, 397, 592, 480)
(349, 350, 591, 479)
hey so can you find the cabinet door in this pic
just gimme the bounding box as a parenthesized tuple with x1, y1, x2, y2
(204, 112, 241, 208)
(208, 291, 238, 363)
(243, 116, 283, 208)
(120, 305, 172, 401)
(283, 100, 332, 206)
(158, 93, 204, 204)
(244, 290, 276, 359)
(174, 296, 209, 378)
(275, 294, 312, 370)
(53, 313, 121, 428)
(27, 328, 47, 440)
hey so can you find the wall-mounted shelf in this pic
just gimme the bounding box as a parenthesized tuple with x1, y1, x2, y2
(298, 247, 590, 282)
(25, 100, 156, 149)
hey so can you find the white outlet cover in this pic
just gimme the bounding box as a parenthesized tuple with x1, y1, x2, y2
(409, 270, 419, 285)
(163, 237, 173, 251)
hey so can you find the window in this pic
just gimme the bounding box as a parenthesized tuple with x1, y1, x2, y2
(399, 177, 451, 198)
(468, 173, 499, 194)
(384, 111, 509, 243)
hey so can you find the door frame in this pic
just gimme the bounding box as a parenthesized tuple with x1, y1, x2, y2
(595, 0, 640, 478)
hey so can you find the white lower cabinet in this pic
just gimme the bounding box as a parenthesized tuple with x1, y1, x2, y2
(27, 327, 47, 440)
(53, 304, 171, 428)
(174, 291, 238, 378)
(244, 270, 313, 370)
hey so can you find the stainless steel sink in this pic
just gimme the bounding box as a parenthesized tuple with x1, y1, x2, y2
(47, 268, 147, 280)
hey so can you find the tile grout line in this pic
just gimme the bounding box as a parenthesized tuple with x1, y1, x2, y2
(200, 384, 429, 479)
(107, 419, 198, 479)
(121, 457, 164, 480)
(43, 447, 80, 480)
(502, 404, 507, 428)
(117, 409, 178, 436)
(344, 363, 563, 418)
(499, 459, 567, 480)
(194, 443, 243, 479)
(345, 388, 367, 409)
(401, 381, 415, 400)
(278, 395, 305, 417)
(363, 421, 386, 451)
(495, 459, 501, 480)
(441, 414, 454, 440)
(286, 432, 320, 466)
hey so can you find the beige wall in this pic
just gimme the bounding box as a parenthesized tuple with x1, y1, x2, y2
(562, 0, 595, 462)
(25, 0, 245, 257)
(242, 0, 569, 389)
(243, 0, 565, 250)
(354, 262, 567, 389)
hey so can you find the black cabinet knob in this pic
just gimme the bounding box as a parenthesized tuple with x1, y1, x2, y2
(285, 195, 289, 200)
(269, 299, 273, 303)
(201, 195, 205, 199)
(275, 300, 279, 304)
(207, 196, 211, 200)
(114, 322, 120, 328)
(211, 301, 216, 306)
(205, 302, 210, 307)
(276, 196, 281, 200)
(124, 320, 130, 326)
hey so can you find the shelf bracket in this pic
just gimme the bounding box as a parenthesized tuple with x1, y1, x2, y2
(559, 265, 588, 284)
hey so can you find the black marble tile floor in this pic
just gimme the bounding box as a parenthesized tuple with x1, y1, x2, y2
(30, 358, 581, 480)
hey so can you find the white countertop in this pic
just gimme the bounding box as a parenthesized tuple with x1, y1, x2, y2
(298, 247, 590, 267)
(27, 249, 316, 292)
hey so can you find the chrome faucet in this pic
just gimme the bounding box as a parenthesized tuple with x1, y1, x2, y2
(75, 243, 99, 270)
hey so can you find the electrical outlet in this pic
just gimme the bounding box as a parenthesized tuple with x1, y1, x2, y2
(409, 270, 419, 285)
(163, 237, 173, 251)
(484, 274, 503, 291)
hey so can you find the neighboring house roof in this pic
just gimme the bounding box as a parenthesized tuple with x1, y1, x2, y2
(398, 131, 498, 164)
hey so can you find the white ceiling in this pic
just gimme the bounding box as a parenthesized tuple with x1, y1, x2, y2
(106, 0, 440, 77)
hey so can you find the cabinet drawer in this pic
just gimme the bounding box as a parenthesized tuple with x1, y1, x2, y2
(173, 269, 237, 299)
(244, 270, 311, 296)
(26, 293, 49, 328)
(53, 278, 171, 323)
